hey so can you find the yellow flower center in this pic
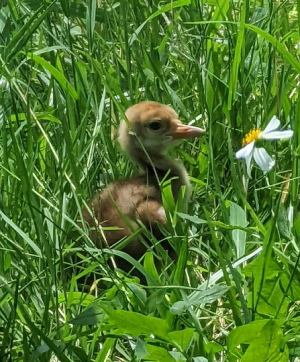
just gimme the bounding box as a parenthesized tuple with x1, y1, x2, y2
(242, 128, 261, 146)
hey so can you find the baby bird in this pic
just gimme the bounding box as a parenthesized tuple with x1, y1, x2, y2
(82, 101, 205, 263)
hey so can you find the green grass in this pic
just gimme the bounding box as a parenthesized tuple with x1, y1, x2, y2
(0, 0, 299, 361)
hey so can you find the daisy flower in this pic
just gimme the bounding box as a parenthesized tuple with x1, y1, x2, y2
(236, 116, 293, 178)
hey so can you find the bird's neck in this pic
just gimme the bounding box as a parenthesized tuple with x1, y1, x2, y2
(133, 151, 191, 201)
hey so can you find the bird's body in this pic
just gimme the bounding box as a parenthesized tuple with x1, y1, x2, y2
(82, 101, 204, 265)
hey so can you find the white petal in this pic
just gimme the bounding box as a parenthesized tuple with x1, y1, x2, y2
(236, 142, 254, 178)
(253, 147, 275, 172)
(261, 130, 293, 140)
(262, 116, 280, 134)
(245, 151, 253, 178)
(235, 141, 254, 159)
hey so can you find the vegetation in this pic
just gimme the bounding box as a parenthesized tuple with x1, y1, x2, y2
(0, 0, 299, 361)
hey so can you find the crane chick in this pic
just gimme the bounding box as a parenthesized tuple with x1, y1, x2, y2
(82, 101, 205, 263)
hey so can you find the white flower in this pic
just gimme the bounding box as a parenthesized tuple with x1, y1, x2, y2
(236, 116, 293, 178)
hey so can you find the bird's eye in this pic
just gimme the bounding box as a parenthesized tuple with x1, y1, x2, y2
(148, 121, 161, 131)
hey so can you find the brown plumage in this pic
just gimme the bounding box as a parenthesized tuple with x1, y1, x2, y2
(82, 101, 205, 266)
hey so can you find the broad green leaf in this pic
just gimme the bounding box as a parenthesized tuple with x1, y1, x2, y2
(168, 328, 194, 352)
(293, 215, 300, 236)
(69, 303, 103, 325)
(228, 320, 269, 350)
(104, 308, 171, 340)
(241, 320, 288, 362)
(135, 338, 148, 360)
(204, 342, 224, 354)
(170, 284, 230, 314)
(227, 201, 248, 258)
(145, 344, 176, 362)
(169, 351, 186, 361)
(177, 212, 206, 224)
(243, 255, 281, 279)
(242, 256, 289, 317)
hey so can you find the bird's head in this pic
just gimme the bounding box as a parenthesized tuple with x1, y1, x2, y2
(118, 101, 205, 163)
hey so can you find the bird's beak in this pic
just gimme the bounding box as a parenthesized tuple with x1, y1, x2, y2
(170, 124, 205, 140)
